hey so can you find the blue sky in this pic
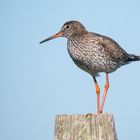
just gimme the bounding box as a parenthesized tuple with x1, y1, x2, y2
(1, 0, 140, 139)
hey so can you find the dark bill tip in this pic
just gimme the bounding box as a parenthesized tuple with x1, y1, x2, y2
(39, 37, 51, 44)
(39, 31, 64, 44)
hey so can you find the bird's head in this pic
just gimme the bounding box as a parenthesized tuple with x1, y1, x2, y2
(39, 20, 87, 44)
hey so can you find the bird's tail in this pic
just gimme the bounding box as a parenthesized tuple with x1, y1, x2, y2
(128, 54, 140, 62)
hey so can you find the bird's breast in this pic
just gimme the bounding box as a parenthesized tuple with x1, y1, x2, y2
(67, 39, 98, 74)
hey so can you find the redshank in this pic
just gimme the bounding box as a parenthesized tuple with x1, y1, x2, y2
(40, 20, 140, 113)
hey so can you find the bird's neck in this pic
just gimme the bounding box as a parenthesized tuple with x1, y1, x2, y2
(68, 31, 87, 40)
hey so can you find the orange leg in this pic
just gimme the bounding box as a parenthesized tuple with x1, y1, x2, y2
(100, 73, 109, 113)
(93, 77, 100, 114)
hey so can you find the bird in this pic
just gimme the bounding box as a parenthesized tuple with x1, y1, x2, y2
(40, 20, 140, 114)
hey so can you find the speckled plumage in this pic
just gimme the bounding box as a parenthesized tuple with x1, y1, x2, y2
(67, 32, 126, 76)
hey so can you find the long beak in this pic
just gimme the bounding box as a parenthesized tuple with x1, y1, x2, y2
(39, 31, 64, 44)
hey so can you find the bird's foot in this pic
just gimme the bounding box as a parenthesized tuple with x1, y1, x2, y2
(99, 110, 102, 113)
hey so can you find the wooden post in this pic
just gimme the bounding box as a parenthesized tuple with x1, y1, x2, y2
(55, 113, 117, 140)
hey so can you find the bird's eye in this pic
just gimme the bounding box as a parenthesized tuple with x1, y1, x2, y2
(65, 25, 70, 29)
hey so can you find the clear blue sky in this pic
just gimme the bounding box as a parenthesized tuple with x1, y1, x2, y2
(1, 0, 140, 139)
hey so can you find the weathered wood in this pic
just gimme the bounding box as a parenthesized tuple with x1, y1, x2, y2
(55, 113, 117, 140)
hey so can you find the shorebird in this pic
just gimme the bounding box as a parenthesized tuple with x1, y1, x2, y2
(40, 20, 140, 113)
